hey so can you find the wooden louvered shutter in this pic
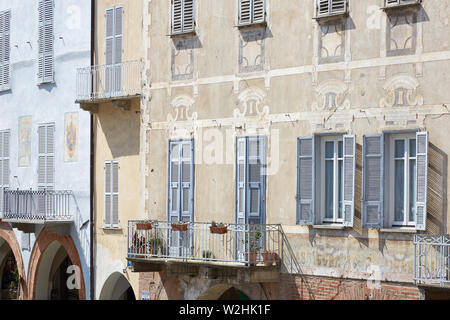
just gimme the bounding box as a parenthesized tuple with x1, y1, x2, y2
(239, 0, 265, 26)
(112, 161, 120, 228)
(253, 0, 265, 23)
(0, 131, 10, 215)
(38, 0, 54, 84)
(0, 10, 11, 91)
(385, 0, 419, 7)
(317, 0, 347, 17)
(362, 134, 384, 229)
(183, 0, 194, 33)
(38, 124, 54, 190)
(297, 137, 315, 225)
(343, 135, 355, 227)
(236, 137, 246, 225)
(180, 141, 194, 223)
(171, 0, 195, 35)
(104, 161, 112, 227)
(415, 132, 428, 231)
(239, 0, 252, 25)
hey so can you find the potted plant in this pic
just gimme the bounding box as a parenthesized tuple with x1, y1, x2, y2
(136, 220, 152, 230)
(202, 250, 214, 261)
(261, 251, 278, 266)
(210, 221, 228, 234)
(243, 230, 262, 265)
(132, 233, 146, 257)
(171, 221, 188, 231)
(148, 237, 162, 255)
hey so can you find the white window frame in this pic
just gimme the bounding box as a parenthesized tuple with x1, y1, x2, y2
(388, 133, 417, 228)
(320, 136, 344, 224)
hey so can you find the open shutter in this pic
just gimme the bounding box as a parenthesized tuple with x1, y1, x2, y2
(415, 132, 428, 231)
(236, 137, 246, 225)
(362, 135, 384, 229)
(112, 161, 120, 228)
(180, 141, 194, 223)
(246, 136, 266, 225)
(297, 137, 315, 225)
(239, 0, 252, 25)
(343, 135, 355, 227)
(38, 0, 54, 84)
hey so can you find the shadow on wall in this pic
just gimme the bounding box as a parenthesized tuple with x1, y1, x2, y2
(98, 101, 140, 158)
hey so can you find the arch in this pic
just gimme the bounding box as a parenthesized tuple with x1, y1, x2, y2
(99, 272, 136, 300)
(0, 223, 27, 300)
(27, 228, 86, 300)
(197, 284, 252, 301)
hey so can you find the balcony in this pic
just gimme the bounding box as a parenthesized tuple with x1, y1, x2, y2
(2, 190, 75, 225)
(414, 235, 450, 287)
(75, 60, 141, 112)
(127, 221, 282, 281)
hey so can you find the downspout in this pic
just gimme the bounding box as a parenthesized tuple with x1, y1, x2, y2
(90, 0, 96, 301)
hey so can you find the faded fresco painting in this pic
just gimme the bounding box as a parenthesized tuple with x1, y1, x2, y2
(65, 112, 78, 162)
(18, 116, 32, 167)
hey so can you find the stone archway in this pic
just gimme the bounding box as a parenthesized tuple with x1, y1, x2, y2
(197, 284, 251, 301)
(0, 223, 27, 300)
(27, 228, 86, 300)
(99, 272, 136, 300)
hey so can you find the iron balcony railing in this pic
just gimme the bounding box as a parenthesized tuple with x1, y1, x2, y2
(414, 235, 450, 286)
(127, 221, 282, 266)
(76, 60, 141, 101)
(2, 190, 75, 222)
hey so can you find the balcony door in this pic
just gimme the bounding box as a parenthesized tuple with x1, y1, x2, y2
(168, 140, 194, 257)
(37, 124, 55, 219)
(105, 6, 123, 97)
(236, 136, 266, 262)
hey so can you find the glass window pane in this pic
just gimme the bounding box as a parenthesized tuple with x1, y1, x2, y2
(183, 188, 189, 212)
(338, 141, 343, 158)
(238, 140, 245, 157)
(171, 163, 179, 183)
(409, 159, 417, 222)
(325, 160, 334, 219)
(182, 144, 191, 159)
(409, 139, 417, 158)
(250, 189, 259, 213)
(395, 140, 405, 158)
(395, 160, 405, 222)
(172, 188, 178, 211)
(325, 142, 334, 159)
(239, 188, 244, 212)
(171, 144, 180, 159)
(182, 162, 190, 183)
(239, 161, 245, 182)
(249, 163, 260, 183)
(338, 159, 344, 219)
(249, 140, 259, 158)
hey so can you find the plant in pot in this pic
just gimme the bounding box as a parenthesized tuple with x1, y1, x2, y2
(148, 237, 162, 256)
(171, 221, 189, 232)
(132, 232, 147, 257)
(261, 251, 279, 266)
(243, 230, 262, 265)
(136, 220, 152, 230)
(202, 250, 214, 261)
(210, 221, 228, 234)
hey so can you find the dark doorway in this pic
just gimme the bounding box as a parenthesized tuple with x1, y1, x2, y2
(50, 257, 79, 300)
(218, 287, 250, 300)
(1, 253, 19, 300)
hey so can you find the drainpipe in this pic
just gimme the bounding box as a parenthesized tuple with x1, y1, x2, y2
(90, 0, 96, 301)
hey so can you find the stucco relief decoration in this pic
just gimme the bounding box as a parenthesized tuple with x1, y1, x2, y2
(233, 88, 270, 131)
(319, 20, 345, 64)
(387, 12, 416, 56)
(18, 116, 32, 167)
(171, 38, 195, 81)
(167, 96, 198, 137)
(380, 74, 423, 108)
(239, 29, 265, 73)
(64, 112, 78, 162)
(312, 79, 350, 111)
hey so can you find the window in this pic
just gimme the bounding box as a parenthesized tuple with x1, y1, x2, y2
(38, 0, 54, 84)
(105, 6, 123, 96)
(297, 134, 355, 227)
(362, 132, 428, 230)
(0, 10, 11, 91)
(236, 136, 266, 226)
(104, 161, 119, 228)
(171, 0, 195, 35)
(0, 130, 10, 216)
(384, 0, 421, 9)
(315, 0, 348, 19)
(238, 0, 266, 26)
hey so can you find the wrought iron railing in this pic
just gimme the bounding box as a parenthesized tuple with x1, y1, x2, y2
(3, 190, 75, 222)
(127, 221, 282, 266)
(76, 60, 141, 101)
(414, 235, 450, 286)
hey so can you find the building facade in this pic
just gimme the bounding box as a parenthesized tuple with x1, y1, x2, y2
(75, 0, 143, 300)
(127, 0, 450, 300)
(0, 0, 92, 299)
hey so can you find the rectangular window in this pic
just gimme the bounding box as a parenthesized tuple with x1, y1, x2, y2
(238, 0, 266, 26)
(0, 10, 11, 91)
(105, 6, 123, 96)
(38, 0, 54, 84)
(0, 130, 10, 215)
(316, 0, 348, 18)
(171, 0, 195, 35)
(104, 161, 119, 228)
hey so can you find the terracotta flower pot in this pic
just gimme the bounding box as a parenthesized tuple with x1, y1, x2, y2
(172, 224, 188, 231)
(210, 226, 228, 234)
(136, 223, 152, 230)
(244, 252, 259, 265)
(261, 251, 278, 266)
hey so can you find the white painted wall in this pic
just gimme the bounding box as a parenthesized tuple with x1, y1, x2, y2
(0, 0, 91, 299)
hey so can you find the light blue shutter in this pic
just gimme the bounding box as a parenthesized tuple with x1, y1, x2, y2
(181, 140, 194, 223)
(297, 137, 315, 225)
(236, 137, 246, 225)
(362, 134, 384, 229)
(343, 135, 355, 227)
(0, 131, 10, 216)
(415, 132, 428, 231)
(0, 10, 11, 91)
(38, 0, 54, 84)
(169, 142, 180, 224)
(246, 136, 266, 225)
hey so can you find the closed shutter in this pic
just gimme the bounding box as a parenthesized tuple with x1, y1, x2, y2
(362, 134, 384, 229)
(21, 233, 31, 251)
(236, 137, 246, 225)
(239, 0, 265, 26)
(104, 161, 120, 228)
(385, 0, 420, 7)
(38, 124, 54, 218)
(105, 6, 123, 96)
(297, 137, 315, 225)
(0, 131, 10, 215)
(171, 0, 195, 35)
(246, 136, 266, 225)
(415, 132, 428, 231)
(38, 0, 54, 84)
(0, 10, 11, 91)
(316, 0, 347, 18)
(343, 135, 355, 227)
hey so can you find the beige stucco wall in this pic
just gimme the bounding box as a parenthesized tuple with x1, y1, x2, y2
(140, 0, 450, 285)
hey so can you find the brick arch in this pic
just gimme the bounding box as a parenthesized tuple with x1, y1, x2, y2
(0, 222, 27, 300)
(27, 228, 86, 300)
